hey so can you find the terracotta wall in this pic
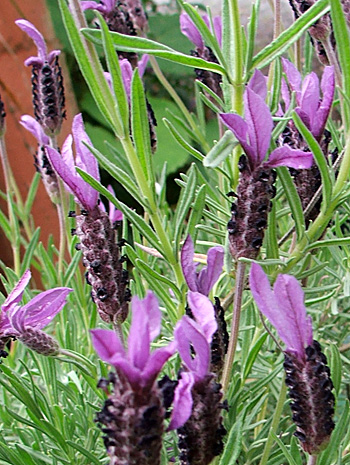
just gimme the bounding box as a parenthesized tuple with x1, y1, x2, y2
(0, 0, 76, 268)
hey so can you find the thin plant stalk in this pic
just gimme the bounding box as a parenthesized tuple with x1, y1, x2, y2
(221, 260, 246, 392)
(0, 137, 21, 274)
(259, 378, 287, 465)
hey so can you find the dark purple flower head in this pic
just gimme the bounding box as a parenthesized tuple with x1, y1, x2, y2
(46, 113, 100, 211)
(180, 12, 222, 49)
(181, 235, 224, 296)
(0, 270, 72, 354)
(91, 291, 176, 390)
(282, 58, 335, 141)
(15, 20, 61, 67)
(220, 86, 314, 172)
(249, 263, 313, 360)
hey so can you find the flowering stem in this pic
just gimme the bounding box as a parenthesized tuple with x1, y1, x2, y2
(229, 0, 244, 115)
(149, 56, 210, 152)
(221, 261, 246, 392)
(0, 137, 21, 274)
(259, 377, 287, 465)
(49, 136, 67, 284)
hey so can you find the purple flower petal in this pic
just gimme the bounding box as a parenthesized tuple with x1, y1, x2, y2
(120, 59, 133, 99)
(15, 20, 48, 63)
(168, 372, 194, 430)
(128, 291, 161, 371)
(180, 13, 204, 49)
(187, 291, 217, 343)
(18, 288, 72, 330)
(244, 87, 273, 165)
(20, 115, 50, 146)
(175, 316, 210, 381)
(249, 263, 313, 359)
(91, 328, 126, 362)
(2, 270, 31, 313)
(299, 72, 320, 127)
(81, 0, 115, 13)
(197, 245, 224, 295)
(266, 146, 313, 169)
(212, 16, 222, 47)
(312, 66, 335, 140)
(281, 78, 291, 110)
(219, 113, 255, 164)
(142, 341, 177, 388)
(138, 54, 149, 78)
(181, 236, 199, 292)
(247, 69, 267, 100)
(281, 58, 302, 103)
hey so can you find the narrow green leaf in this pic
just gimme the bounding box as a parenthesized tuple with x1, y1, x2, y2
(83, 142, 142, 204)
(163, 118, 204, 162)
(66, 441, 101, 465)
(98, 13, 129, 133)
(266, 202, 279, 259)
(293, 111, 333, 209)
(76, 168, 164, 255)
(24, 173, 41, 216)
(186, 184, 206, 241)
(270, 59, 282, 115)
(0, 442, 27, 465)
(63, 251, 81, 286)
(306, 237, 350, 251)
(327, 344, 342, 396)
(251, 0, 330, 70)
(318, 400, 349, 465)
(219, 416, 243, 465)
(173, 165, 197, 255)
(243, 333, 268, 381)
(245, 0, 259, 71)
(203, 130, 237, 168)
(195, 80, 225, 108)
(271, 431, 299, 465)
(330, 0, 350, 129)
(131, 69, 154, 184)
(135, 258, 181, 301)
(21, 228, 40, 274)
(58, 0, 118, 131)
(277, 167, 305, 241)
(82, 28, 226, 75)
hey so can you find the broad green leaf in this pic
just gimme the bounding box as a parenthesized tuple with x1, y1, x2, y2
(203, 130, 237, 168)
(251, 0, 330, 70)
(81, 28, 226, 75)
(277, 167, 305, 241)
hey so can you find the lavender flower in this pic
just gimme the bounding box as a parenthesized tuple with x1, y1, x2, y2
(282, 59, 335, 142)
(180, 12, 222, 98)
(15, 20, 65, 135)
(250, 263, 335, 454)
(220, 82, 313, 259)
(280, 60, 335, 224)
(173, 292, 226, 465)
(181, 235, 224, 296)
(20, 115, 59, 202)
(82, 0, 148, 67)
(91, 291, 176, 465)
(0, 270, 72, 356)
(47, 114, 130, 324)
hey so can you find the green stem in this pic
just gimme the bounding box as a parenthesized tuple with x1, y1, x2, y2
(149, 55, 210, 152)
(259, 378, 287, 465)
(307, 456, 318, 465)
(221, 261, 246, 392)
(229, 0, 244, 114)
(120, 136, 183, 287)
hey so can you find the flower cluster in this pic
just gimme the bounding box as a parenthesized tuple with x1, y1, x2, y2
(250, 263, 335, 454)
(0, 270, 71, 357)
(46, 114, 130, 324)
(220, 71, 313, 259)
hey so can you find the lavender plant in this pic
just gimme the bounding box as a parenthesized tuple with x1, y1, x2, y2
(0, 0, 350, 464)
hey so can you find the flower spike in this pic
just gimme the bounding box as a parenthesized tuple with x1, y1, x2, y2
(249, 263, 335, 454)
